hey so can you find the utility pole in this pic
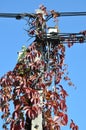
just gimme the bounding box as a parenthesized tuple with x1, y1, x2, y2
(30, 7, 59, 130)
(31, 90, 43, 130)
(0, 5, 86, 130)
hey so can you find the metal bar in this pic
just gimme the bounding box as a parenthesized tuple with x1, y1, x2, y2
(0, 11, 86, 21)
(42, 34, 86, 43)
(0, 13, 36, 19)
(59, 12, 86, 17)
(46, 12, 86, 21)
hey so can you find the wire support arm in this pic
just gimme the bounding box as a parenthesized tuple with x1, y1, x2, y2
(0, 13, 36, 19)
(0, 11, 86, 21)
(46, 11, 86, 21)
(42, 33, 86, 43)
(59, 11, 86, 17)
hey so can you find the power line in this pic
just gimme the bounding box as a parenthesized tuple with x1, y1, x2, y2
(42, 32, 86, 43)
(0, 12, 86, 44)
(46, 11, 86, 21)
(58, 11, 86, 17)
(0, 13, 36, 19)
(0, 12, 86, 20)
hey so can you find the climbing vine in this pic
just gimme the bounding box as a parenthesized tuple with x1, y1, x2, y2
(0, 5, 85, 130)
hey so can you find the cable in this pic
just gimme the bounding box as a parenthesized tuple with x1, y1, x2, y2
(0, 11, 86, 20)
(46, 12, 86, 21)
(59, 12, 86, 17)
(0, 13, 36, 19)
(42, 33, 86, 43)
(46, 32, 82, 36)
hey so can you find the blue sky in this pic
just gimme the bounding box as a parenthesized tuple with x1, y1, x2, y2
(0, 0, 86, 130)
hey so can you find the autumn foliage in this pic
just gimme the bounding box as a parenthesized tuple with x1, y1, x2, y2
(0, 5, 84, 130)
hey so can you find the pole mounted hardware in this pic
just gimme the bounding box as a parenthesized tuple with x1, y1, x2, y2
(0, 5, 86, 130)
(0, 10, 86, 43)
(0, 13, 36, 19)
(0, 11, 86, 19)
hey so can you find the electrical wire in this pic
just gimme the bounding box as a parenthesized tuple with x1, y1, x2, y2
(0, 12, 86, 20)
(0, 13, 36, 19)
(46, 12, 86, 21)
(42, 33, 86, 43)
(59, 12, 86, 17)
(46, 32, 82, 36)
(0, 12, 86, 44)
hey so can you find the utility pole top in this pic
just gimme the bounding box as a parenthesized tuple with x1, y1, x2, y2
(0, 5, 86, 130)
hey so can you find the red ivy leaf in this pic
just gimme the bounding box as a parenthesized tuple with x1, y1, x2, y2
(70, 120, 79, 130)
(64, 76, 70, 81)
(59, 85, 68, 98)
(60, 99, 67, 111)
(61, 114, 68, 125)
